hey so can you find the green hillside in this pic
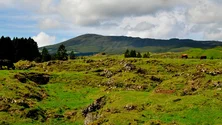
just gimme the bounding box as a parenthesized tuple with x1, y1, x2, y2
(41, 34, 222, 54)
(0, 54, 222, 124)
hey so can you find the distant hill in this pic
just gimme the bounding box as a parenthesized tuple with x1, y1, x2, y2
(41, 34, 222, 55)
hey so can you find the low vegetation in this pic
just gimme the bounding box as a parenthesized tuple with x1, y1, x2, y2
(0, 50, 222, 124)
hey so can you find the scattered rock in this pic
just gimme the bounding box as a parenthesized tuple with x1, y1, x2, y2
(123, 63, 136, 71)
(124, 104, 137, 111)
(84, 112, 100, 125)
(100, 69, 113, 78)
(105, 78, 115, 87)
(196, 64, 222, 76)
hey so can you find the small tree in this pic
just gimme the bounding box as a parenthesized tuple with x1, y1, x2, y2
(50, 54, 57, 60)
(124, 49, 130, 58)
(56, 44, 68, 60)
(41, 47, 51, 62)
(70, 51, 76, 59)
(130, 50, 137, 57)
(136, 52, 142, 58)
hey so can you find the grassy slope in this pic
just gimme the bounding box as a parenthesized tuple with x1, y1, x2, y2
(151, 47, 222, 59)
(0, 54, 222, 125)
(184, 47, 222, 59)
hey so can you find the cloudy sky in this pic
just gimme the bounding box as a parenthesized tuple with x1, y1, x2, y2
(0, 0, 222, 47)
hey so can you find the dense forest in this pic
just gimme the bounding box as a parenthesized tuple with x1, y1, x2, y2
(0, 36, 40, 62)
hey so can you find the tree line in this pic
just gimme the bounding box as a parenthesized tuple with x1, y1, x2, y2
(0, 36, 75, 63)
(0, 36, 40, 62)
(124, 49, 150, 58)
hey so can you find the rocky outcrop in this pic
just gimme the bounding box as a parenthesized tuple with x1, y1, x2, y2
(26, 108, 46, 122)
(82, 96, 106, 125)
(15, 72, 50, 85)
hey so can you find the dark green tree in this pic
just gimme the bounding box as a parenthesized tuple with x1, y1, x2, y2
(0, 36, 40, 62)
(69, 51, 76, 59)
(124, 49, 130, 58)
(136, 52, 142, 58)
(56, 44, 68, 60)
(130, 50, 137, 57)
(41, 47, 51, 62)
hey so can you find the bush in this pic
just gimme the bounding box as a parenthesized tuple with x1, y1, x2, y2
(143, 52, 151, 58)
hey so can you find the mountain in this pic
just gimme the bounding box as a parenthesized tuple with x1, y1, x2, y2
(41, 34, 222, 54)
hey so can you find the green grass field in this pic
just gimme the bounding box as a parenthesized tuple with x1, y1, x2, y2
(0, 48, 222, 125)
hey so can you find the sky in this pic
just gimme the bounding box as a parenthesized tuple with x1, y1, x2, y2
(0, 0, 222, 47)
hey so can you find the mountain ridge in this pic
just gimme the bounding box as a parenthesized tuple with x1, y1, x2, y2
(41, 34, 222, 54)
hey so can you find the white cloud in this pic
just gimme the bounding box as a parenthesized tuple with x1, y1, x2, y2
(39, 18, 61, 29)
(204, 29, 222, 40)
(32, 32, 56, 47)
(121, 10, 187, 39)
(2, 0, 222, 41)
(187, 0, 222, 24)
(0, 0, 14, 8)
(57, 0, 190, 26)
